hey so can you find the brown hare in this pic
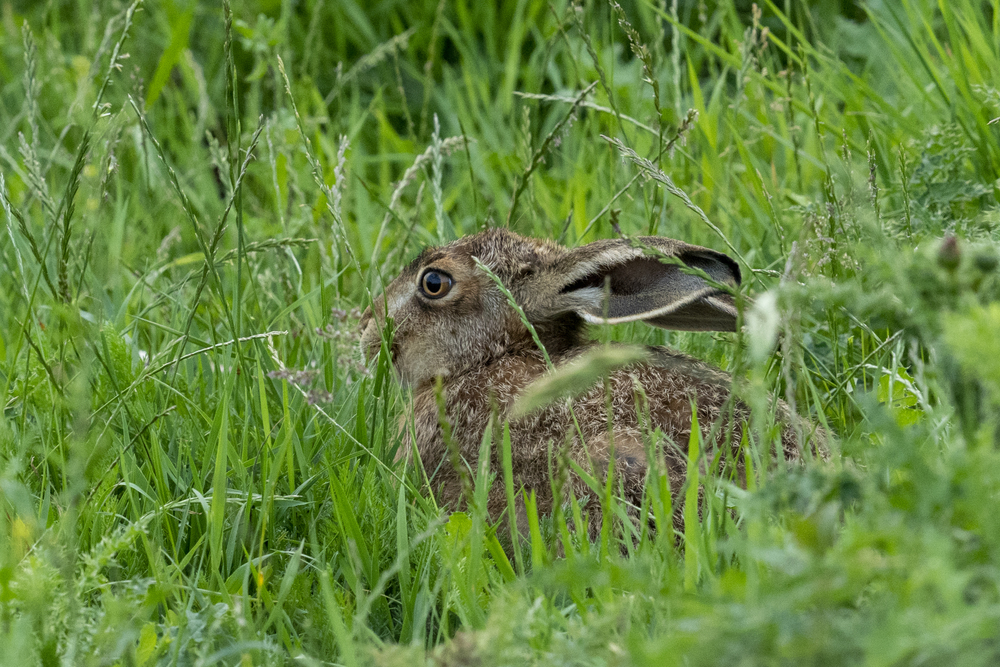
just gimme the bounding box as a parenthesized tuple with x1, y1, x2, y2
(359, 228, 815, 536)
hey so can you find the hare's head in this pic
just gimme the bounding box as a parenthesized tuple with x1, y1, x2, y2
(359, 229, 741, 387)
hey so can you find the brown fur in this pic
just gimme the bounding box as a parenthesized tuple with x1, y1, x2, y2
(360, 229, 819, 536)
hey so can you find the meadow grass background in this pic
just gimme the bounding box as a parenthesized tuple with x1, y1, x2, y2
(1, 0, 1000, 664)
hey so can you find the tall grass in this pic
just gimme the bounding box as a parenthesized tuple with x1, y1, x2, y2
(0, 0, 998, 664)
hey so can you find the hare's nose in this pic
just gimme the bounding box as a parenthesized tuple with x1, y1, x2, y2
(358, 308, 383, 362)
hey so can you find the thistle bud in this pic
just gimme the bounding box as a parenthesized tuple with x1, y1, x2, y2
(937, 235, 961, 271)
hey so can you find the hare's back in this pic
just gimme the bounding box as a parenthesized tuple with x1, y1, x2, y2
(550, 346, 735, 449)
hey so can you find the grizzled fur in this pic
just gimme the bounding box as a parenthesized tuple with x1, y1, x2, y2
(360, 229, 818, 536)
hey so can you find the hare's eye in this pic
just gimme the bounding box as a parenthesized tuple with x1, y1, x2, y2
(420, 270, 453, 299)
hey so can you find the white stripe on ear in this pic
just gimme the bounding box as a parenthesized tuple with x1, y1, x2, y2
(703, 295, 739, 319)
(576, 286, 719, 325)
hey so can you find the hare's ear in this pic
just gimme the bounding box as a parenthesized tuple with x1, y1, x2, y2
(539, 237, 741, 332)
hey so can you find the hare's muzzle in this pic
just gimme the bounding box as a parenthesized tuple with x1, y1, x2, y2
(358, 306, 372, 333)
(359, 306, 396, 366)
(358, 307, 377, 359)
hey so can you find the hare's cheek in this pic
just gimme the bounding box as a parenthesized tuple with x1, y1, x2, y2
(396, 343, 452, 387)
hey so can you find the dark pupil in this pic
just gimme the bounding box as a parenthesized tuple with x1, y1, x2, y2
(424, 272, 443, 294)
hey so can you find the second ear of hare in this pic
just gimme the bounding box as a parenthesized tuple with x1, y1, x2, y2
(360, 228, 822, 535)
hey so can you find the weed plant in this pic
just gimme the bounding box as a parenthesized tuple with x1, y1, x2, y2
(1, 0, 999, 664)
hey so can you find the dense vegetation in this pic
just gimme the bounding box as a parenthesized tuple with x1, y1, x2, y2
(1, 0, 999, 664)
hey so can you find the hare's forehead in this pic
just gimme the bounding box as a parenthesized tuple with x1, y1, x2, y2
(403, 246, 472, 273)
